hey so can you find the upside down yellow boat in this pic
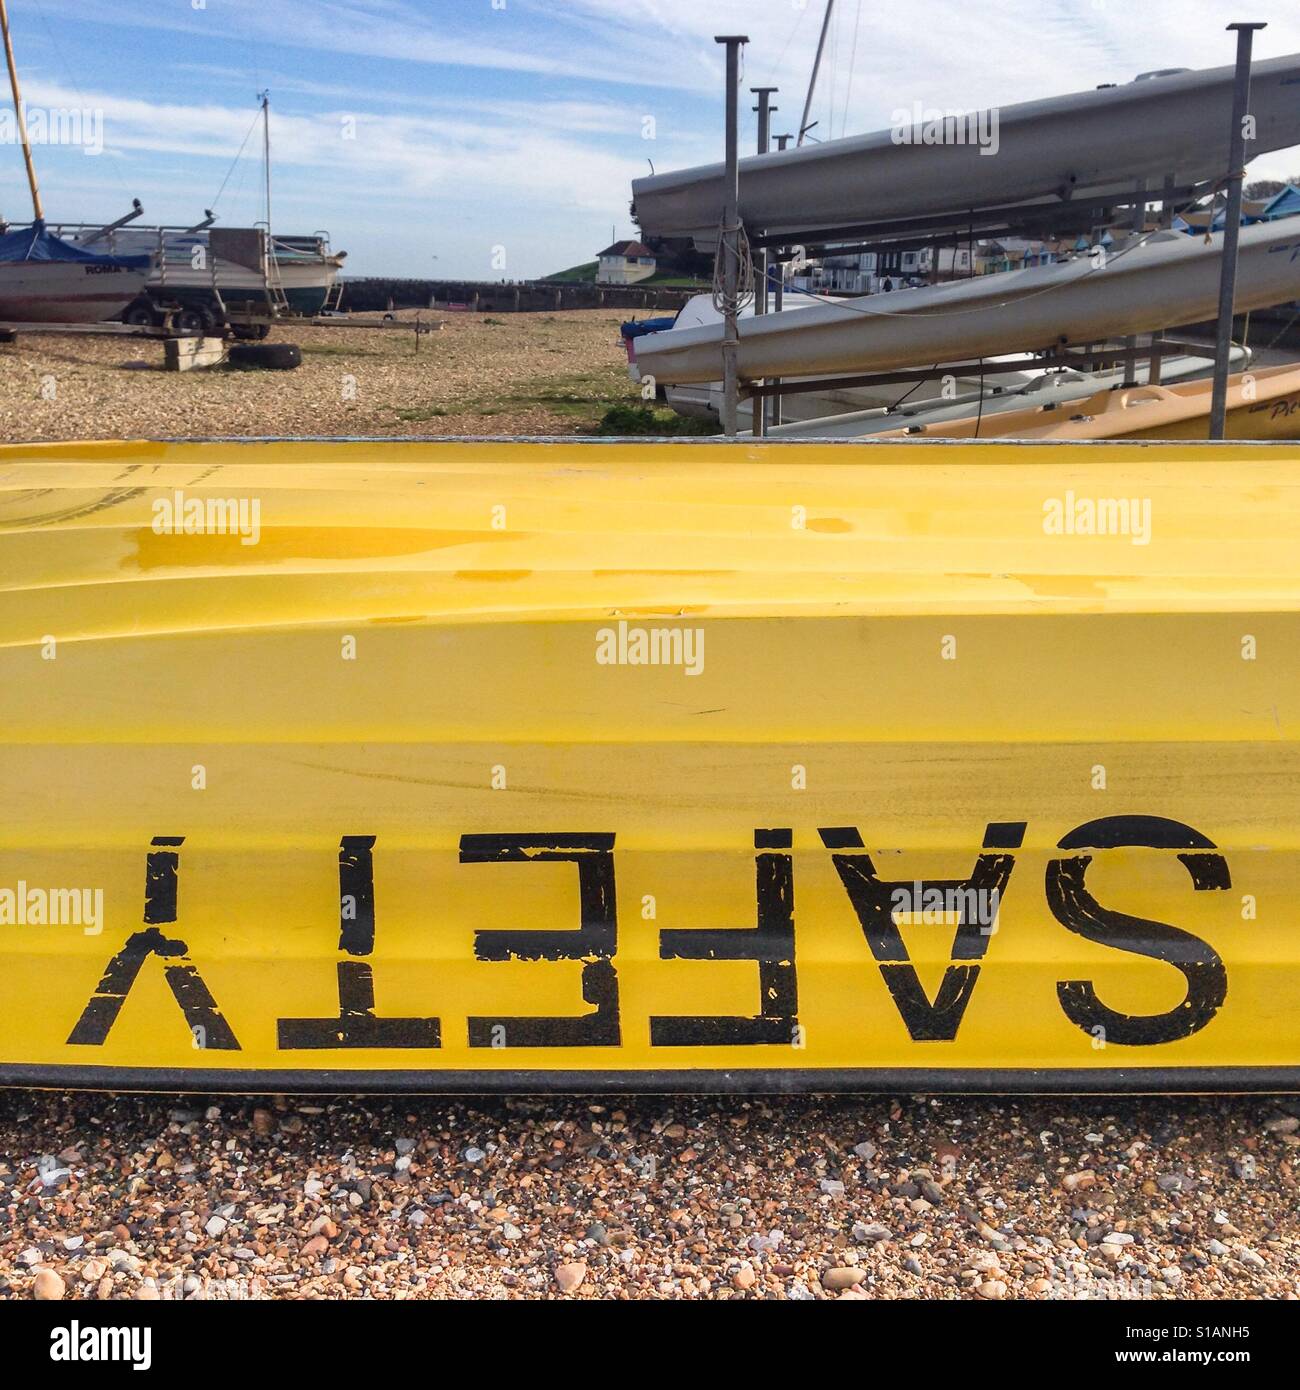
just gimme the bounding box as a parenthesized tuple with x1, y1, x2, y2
(875, 363, 1300, 441)
(1, 437, 1298, 1092)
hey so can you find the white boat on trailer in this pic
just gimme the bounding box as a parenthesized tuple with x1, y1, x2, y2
(49, 221, 346, 331)
(45, 95, 343, 332)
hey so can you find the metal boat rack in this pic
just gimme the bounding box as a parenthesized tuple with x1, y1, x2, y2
(702, 23, 1266, 439)
(741, 338, 1217, 402)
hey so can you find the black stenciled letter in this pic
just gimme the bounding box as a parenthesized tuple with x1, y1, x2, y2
(820, 822, 1026, 1041)
(1047, 815, 1229, 1046)
(68, 836, 240, 1049)
(651, 829, 798, 1047)
(278, 836, 441, 1049)
(461, 833, 619, 1048)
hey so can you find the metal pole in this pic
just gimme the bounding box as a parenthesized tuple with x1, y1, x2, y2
(1210, 21, 1266, 441)
(260, 91, 272, 234)
(716, 35, 748, 438)
(772, 133, 793, 427)
(751, 87, 777, 437)
(799, 0, 835, 146)
(0, 0, 43, 222)
(1150, 173, 1177, 385)
(752, 91, 777, 312)
(1122, 182, 1145, 386)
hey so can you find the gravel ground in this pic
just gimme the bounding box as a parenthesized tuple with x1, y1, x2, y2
(0, 310, 641, 442)
(3, 1091, 1299, 1301)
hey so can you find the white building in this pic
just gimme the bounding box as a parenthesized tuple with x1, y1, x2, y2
(596, 240, 657, 285)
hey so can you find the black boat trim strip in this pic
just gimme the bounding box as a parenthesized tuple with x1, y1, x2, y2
(2, 1064, 1299, 1095)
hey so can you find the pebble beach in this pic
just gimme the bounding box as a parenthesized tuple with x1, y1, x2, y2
(4, 1090, 1299, 1301)
(0, 310, 639, 442)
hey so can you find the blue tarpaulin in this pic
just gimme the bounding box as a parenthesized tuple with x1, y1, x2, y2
(620, 316, 678, 340)
(0, 222, 151, 269)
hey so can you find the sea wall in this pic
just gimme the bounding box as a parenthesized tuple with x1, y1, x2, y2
(337, 278, 698, 314)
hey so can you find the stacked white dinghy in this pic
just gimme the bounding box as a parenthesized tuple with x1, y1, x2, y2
(632, 55, 1300, 247)
(633, 224, 1300, 387)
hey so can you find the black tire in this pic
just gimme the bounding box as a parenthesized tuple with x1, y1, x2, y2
(229, 323, 271, 342)
(174, 306, 213, 337)
(122, 300, 157, 328)
(227, 342, 302, 371)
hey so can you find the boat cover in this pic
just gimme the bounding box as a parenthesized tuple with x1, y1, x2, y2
(0, 222, 151, 269)
(621, 316, 678, 340)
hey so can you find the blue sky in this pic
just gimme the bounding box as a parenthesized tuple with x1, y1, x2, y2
(6, 0, 1300, 279)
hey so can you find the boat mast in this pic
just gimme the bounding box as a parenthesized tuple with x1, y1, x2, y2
(0, 0, 44, 221)
(798, 0, 835, 147)
(259, 90, 272, 235)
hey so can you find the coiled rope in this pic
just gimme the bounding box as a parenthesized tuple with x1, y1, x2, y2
(712, 216, 755, 318)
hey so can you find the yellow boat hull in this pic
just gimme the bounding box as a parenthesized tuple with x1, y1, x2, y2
(1, 438, 1298, 1090)
(877, 364, 1300, 442)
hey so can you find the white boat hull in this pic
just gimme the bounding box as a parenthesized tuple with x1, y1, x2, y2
(643, 296, 1244, 425)
(633, 55, 1300, 246)
(274, 257, 345, 315)
(635, 224, 1300, 385)
(0, 260, 150, 323)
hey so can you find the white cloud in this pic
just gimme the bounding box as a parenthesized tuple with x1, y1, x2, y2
(16, 0, 1300, 276)
(28, 0, 717, 91)
(18, 77, 650, 275)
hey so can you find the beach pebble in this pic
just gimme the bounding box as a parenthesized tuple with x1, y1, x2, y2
(32, 1269, 65, 1301)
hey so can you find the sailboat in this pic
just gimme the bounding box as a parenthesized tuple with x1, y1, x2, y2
(0, 0, 152, 323)
(51, 94, 346, 326)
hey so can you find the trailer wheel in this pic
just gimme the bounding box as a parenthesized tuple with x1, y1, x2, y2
(123, 300, 157, 328)
(227, 342, 302, 371)
(174, 306, 213, 336)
